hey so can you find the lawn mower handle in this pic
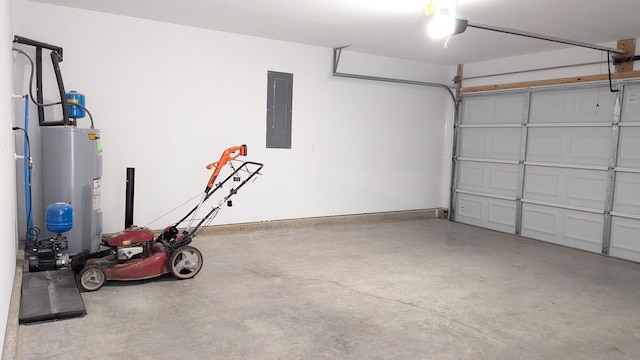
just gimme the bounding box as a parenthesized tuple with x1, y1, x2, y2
(205, 144, 247, 192)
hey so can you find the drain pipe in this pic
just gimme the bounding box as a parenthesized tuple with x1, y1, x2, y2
(331, 46, 460, 219)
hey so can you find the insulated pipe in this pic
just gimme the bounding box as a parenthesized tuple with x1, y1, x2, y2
(125, 168, 135, 229)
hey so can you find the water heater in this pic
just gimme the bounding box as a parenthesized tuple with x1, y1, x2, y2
(41, 127, 102, 253)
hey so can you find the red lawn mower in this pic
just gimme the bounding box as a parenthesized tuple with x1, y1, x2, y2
(71, 145, 263, 292)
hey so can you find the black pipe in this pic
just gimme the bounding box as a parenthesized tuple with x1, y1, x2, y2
(36, 47, 44, 125)
(125, 168, 135, 229)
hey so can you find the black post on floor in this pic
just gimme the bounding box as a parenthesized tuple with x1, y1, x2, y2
(125, 167, 135, 229)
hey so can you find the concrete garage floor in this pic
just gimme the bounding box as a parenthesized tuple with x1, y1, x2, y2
(6, 216, 640, 359)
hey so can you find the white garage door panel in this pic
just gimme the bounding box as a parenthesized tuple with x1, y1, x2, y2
(610, 217, 640, 262)
(457, 161, 519, 197)
(613, 172, 640, 215)
(612, 85, 640, 262)
(456, 193, 515, 233)
(522, 203, 603, 253)
(527, 127, 610, 166)
(617, 127, 640, 168)
(524, 166, 607, 209)
(459, 128, 521, 160)
(462, 94, 525, 124)
(455, 84, 640, 262)
(622, 85, 640, 121)
(530, 88, 617, 123)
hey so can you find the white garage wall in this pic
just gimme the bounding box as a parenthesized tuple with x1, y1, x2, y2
(1, 0, 18, 350)
(12, 0, 454, 235)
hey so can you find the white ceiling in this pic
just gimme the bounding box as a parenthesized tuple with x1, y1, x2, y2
(28, 0, 640, 65)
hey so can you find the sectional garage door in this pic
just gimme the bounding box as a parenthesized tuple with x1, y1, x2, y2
(451, 82, 640, 262)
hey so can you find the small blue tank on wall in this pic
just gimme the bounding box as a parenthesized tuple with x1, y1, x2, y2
(66, 91, 86, 119)
(46, 202, 73, 234)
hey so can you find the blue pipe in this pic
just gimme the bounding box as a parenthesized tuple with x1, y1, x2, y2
(23, 95, 33, 245)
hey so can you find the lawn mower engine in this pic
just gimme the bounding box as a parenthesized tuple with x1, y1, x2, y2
(111, 226, 159, 262)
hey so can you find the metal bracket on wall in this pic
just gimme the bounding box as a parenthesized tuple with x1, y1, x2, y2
(331, 46, 460, 219)
(13, 35, 71, 126)
(331, 46, 456, 102)
(613, 55, 640, 65)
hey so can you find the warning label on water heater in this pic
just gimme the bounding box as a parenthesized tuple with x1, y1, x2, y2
(93, 178, 101, 210)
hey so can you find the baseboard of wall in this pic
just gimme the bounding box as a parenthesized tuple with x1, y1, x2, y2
(198, 208, 446, 236)
(102, 208, 447, 240)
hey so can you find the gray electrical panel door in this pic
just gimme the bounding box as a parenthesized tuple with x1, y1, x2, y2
(41, 127, 102, 253)
(266, 71, 293, 149)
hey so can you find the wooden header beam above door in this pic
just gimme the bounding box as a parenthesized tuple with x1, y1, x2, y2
(461, 38, 639, 93)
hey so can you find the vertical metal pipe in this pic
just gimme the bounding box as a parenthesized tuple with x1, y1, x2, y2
(125, 168, 135, 229)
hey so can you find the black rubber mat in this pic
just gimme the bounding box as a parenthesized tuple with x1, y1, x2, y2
(19, 270, 86, 324)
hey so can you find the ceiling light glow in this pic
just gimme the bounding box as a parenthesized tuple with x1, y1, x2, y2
(427, 13, 455, 38)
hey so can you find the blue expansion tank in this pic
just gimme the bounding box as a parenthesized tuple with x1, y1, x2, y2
(46, 202, 73, 234)
(66, 91, 86, 119)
